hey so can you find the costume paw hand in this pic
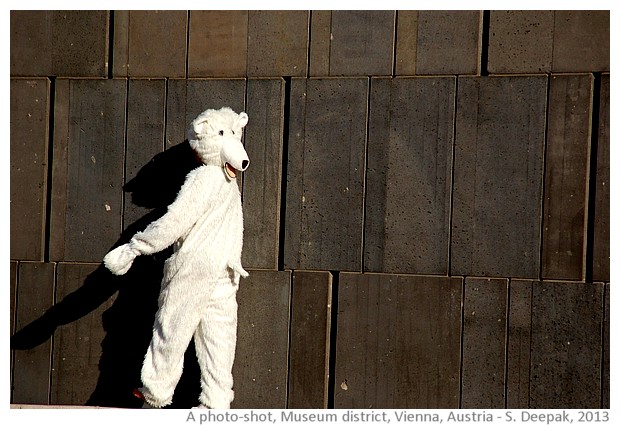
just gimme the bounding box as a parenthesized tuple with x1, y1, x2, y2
(103, 244, 140, 275)
(228, 261, 249, 278)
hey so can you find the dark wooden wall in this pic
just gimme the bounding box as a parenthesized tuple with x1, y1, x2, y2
(10, 10, 610, 409)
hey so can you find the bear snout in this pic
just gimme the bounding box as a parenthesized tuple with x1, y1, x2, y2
(221, 138, 250, 179)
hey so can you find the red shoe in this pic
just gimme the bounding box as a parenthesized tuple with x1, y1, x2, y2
(133, 387, 146, 401)
(133, 387, 154, 408)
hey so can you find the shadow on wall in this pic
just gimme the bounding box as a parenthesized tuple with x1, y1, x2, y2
(10, 141, 204, 408)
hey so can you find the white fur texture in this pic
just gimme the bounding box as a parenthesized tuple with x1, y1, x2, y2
(141, 275, 238, 408)
(188, 107, 249, 172)
(103, 107, 249, 408)
(103, 243, 140, 275)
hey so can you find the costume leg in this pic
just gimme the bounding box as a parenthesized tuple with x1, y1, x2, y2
(194, 276, 239, 408)
(140, 277, 204, 408)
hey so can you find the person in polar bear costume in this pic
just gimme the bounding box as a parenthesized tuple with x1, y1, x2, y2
(103, 107, 250, 409)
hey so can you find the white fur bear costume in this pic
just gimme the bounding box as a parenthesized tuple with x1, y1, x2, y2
(103, 107, 250, 408)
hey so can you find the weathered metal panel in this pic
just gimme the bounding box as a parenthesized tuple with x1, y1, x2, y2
(452, 76, 547, 278)
(10, 261, 18, 400)
(242, 79, 285, 269)
(552, 11, 609, 72)
(284, 78, 368, 271)
(12, 262, 56, 405)
(287, 270, 332, 408)
(365, 77, 455, 274)
(10, 10, 109, 77)
(487, 11, 554, 74)
(51, 263, 115, 405)
(188, 11, 248, 78)
(10, 11, 52, 76)
(592, 74, 610, 281)
(416, 11, 481, 75)
(308, 11, 331, 77)
(114, 11, 187, 78)
(530, 281, 604, 408)
(603, 283, 610, 408)
(329, 11, 394, 76)
(335, 273, 462, 408)
(506, 279, 532, 408)
(394, 11, 418, 76)
(247, 11, 308, 77)
(50, 79, 127, 262)
(542, 74, 593, 280)
(461, 278, 508, 408)
(124, 79, 167, 228)
(233, 270, 291, 408)
(10, 78, 50, 261)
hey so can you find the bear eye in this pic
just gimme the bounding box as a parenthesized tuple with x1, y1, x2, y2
(232, 130, 235, 135)
(218, 130, 224, 136)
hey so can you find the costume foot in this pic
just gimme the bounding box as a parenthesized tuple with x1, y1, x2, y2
(133, 387, 154, 409)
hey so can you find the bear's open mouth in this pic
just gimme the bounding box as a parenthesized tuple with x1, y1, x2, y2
(225, 163, 237, 179)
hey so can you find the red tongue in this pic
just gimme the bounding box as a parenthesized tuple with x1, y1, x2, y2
(225, 163, 237, 179)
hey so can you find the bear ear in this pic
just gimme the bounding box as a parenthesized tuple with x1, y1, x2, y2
(190, 117, 210, 139)
(236, 112, 249, 128)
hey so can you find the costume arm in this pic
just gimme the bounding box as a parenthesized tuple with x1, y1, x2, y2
(104, 168, 212, 275)
(131, 169, 211, 254)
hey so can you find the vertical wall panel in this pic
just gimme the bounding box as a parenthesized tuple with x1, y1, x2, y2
(542, 74, 593, 280)
(288, 271, 332, 408)
(123, 79, 167, 228)
(552, 11, 610, 72)
(364, 78, 391, 274)
(49, 80, 126, 261)
(111, 11, 130, 77)
(242, 79, 285, 269)
(461, 278, 508, 408)
(506, 280, 532, 408)
(10, 78, 50, 261)
(308, 11, 331, 77)
(416, 11, 481, 75)
(233, 270, 291, 408)
(10, 261, 18, 399)
(396, 11, 481, 76)
(188, 11, 248, 78)
(247, 11, 308, 77)
(530, 281, 604, 408)
(487, 11, 554, 74)
(329, 11, 394, 76)
(49, 79, 71, 261)
(592, 74, 610, 281)
(284, 78, 368, 271)
(10, 11, 52, 76)
(365, 77, 455, 274)
(50, 79, 127, 262)
(10, 10, 109, 77)
(51, 263, 114, 405)
(12, 262, 55, 404)
(394, 11, 418, 76)
(10, 262, 18, 335)
(602, 283, 610, 408)
(165, 79, 246, 149)
(48, 11, 109, 78)
(452, 76, 547, 278)
(335, 273, 462, 408)
(113, 11, 187, 78)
